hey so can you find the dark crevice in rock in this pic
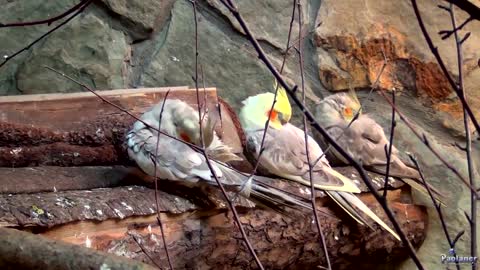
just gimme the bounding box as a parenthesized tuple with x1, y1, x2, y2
(92, 1, 153, 42)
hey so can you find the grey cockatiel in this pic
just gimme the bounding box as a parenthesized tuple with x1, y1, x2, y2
(126, 98, 313, 212)
(239, 82, 400, 241)
(314, 90, 444, 199)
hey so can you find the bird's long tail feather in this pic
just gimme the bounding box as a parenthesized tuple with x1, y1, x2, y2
(329, 191, 400, 241)
(213, 161, 315, 213)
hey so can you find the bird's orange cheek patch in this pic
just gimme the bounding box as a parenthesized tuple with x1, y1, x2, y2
(180, 133, 191, 143)
(266, 109, 278, 121)
(344, 107, 353, 116)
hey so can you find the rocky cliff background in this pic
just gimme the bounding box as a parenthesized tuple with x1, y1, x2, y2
(1, 0, 479, 269)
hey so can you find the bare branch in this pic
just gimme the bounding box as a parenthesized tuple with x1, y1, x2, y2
(448, 2, 477, 263)
(153, 90, 174, 270)
(247, 0, 296, 178)
(0, 0, 93, 69)
(0, 0, 91, 28)
(44, 66, 204, 152)
(411, 0, 480, 136)
(297, 0, 331, 268)
(377, 90, 477, 195)
(443, 0, 480, 22)
(190, 2, 264, 268)
(409, 155, 460, 270)
(129, 232, 163, 269)
(382, 90, 396, 198)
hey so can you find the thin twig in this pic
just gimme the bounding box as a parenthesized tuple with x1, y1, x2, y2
(409, 155, 461, 270)
(219, 1, 424, 268)
(448, 3, 477, 265)
(297, 0, 331, 268)
(0, 0, 91, 28)
(191, 0, 204, 148)
(285, 22, 323, 53)
(377, 90, 477, 196)
(247, 0, 297, 178)
(411, 0, 480, 136)
(153, 90, 174, 270)
(0, 0, 93, 69)
(190, 2, 264, 268)
(442, 0, 480, 22)
(311, 48, 389, 168)
(382, 90, 396, 198)
(44, 66, 205, 152)
(130, 232, 163, 270)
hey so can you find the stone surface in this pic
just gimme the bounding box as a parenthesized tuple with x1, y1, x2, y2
(16, 12, 128, 94)
(99, 0, 176, 39)
(0, 0, 78, 95)
(206, 0, 310, 50)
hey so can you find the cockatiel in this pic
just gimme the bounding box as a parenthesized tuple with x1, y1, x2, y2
(126, 98, 313, 212)
(239, 81, 400, 241)
(314, 90, 444, 199)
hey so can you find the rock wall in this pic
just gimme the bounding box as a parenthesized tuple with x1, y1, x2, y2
(1, 0, 479, 269)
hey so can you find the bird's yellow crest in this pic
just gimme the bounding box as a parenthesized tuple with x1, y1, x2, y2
(239, 79, 293, 130)
(341, 87, 362, 121)
(346, 87, 361, 113)
(272, 79, 292, 123)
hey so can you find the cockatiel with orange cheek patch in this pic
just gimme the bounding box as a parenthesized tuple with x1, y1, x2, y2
(314, 90, 444, 202)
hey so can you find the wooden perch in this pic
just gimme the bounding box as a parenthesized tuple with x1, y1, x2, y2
(0, 88, 428, 269)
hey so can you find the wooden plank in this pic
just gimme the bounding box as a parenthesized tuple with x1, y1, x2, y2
(0, 87, 245, 167)
(0, 86, 189, 103)
(0, 86, 215, 130)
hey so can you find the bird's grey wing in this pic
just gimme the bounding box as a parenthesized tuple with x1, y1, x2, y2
(247, 125, 360, 193)
(338, 117, 393, 166)
(127, 128, 213, 182)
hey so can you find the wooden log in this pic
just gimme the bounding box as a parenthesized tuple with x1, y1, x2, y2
(0, 87, 244, 167)
(0, 227, 155, 270)
(0, 185, 427, 269)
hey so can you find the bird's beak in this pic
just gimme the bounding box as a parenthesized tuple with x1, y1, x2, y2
(279, 113, 290, 125)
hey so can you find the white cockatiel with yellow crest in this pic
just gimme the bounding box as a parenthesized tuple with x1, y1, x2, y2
(239, 81, 400, 241)
(126, 98, 313, 212)
(314, 90, 444, 199)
